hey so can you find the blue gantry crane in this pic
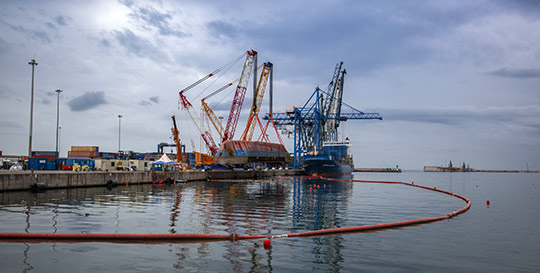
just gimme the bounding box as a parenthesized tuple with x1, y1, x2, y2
(265, 62, 382, 168)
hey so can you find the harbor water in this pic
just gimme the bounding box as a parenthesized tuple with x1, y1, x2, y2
(0, 171, 539, 272)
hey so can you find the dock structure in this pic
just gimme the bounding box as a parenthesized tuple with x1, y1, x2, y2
(424, 166, 539, 173)
(0, 169, 304, 192)
(354, 168, 401, 173)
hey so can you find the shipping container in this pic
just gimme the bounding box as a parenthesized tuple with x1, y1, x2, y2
(32, 151, 58, 157)
(28, 158, 57, 170)
(66, 158, 94, 170)
(71, 146, 99, 153)
(68, 151, 98, 158)
(99, 152, 120, 159)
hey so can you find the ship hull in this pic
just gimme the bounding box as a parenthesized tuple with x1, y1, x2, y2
(302, 158, 353, 177)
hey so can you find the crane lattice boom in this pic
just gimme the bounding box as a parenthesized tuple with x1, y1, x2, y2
(178, 92, 219, 155)
(201, 99, 224, 139)
(241, 62, 272, 141)
(171, 115, 183, 163)
(223, 50, 257, 142)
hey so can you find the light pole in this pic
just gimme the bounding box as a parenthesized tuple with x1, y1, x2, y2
(28, 59, 38, 157)
(58, 127, 62, 157)
(55, 89, 63, 156)
(118, 115, 123, 152)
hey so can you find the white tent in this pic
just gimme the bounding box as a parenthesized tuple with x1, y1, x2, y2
(155, 153, 173, 163)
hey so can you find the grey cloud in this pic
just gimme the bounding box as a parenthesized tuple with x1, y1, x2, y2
(129, 6, 187, 38)
(149, 96, 159, 103)
(119, 0, 135, 8)
(138, 100, 151, 106)
(207, 20, 237, 38)
(40, 98, 52, 105)
(114, 29, 168, 62)
(100, 38, 111, 47)
(45, 22, 56, 29)
(375, 106, 540, 130)
(68, 91, 107, 111)
(8, 24, 51, 43)
(55, 16, 68, 26)
(486, 68, 540, 78)
(0, 121, 21, 129)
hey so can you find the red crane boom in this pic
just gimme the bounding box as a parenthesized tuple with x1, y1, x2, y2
(223, 50, 257, 141)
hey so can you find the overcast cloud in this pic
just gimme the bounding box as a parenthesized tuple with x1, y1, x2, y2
(68, 91, 107, 111)
(0, 0, 539, 170)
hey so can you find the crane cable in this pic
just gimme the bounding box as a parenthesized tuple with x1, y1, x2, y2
(179, 51, 246, 95)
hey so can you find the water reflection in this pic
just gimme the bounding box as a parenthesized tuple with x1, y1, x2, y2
(1, 177, 356, 272)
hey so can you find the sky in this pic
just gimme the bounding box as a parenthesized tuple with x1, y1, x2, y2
(1, 0, 539, 170)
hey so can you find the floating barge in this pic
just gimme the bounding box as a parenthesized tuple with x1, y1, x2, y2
(214, 140, 291, 166)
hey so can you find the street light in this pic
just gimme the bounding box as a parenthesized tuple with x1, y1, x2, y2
(55, 89, 63, 156)
(118, 115, 123, 152)
(28, 59, 38, 157)
(58, 127, 62, 157)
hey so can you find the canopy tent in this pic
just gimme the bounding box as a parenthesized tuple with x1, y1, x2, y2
(154, 153, 173, 164)
(152, 154, 180, 171)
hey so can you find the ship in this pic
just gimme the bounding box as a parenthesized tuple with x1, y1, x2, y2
(266, 62, 382, 177)
(302, 141, 353, 176)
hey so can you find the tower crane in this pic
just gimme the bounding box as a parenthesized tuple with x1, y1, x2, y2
(170, 115, 184, 163)
(240, 62, 272, 141)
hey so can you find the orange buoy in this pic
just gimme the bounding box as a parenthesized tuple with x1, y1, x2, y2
(309, 187, 312, 191)
(263, 239, 271, 249)
(486, 200, 490, 206)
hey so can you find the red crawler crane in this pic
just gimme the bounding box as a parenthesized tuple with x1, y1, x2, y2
(178, 50, 257, 155)
(222, 49, 257, 142)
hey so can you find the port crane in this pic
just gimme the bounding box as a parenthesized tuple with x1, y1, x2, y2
(222, 50, 257, 142)
(178, 50, 258, 155)
(240, 62, 272, 141)
(265, 62, 383, 167)
(170, 115, 184, 163)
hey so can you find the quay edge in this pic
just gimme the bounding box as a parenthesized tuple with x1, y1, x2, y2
(354, 168, 401, 173)
(0, 169, 305, 192)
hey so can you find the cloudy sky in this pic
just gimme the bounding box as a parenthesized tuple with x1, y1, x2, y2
(1, 0, 539, 170)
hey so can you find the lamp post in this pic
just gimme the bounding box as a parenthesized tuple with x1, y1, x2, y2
(118, 115, 123, 152)
(28, 59, 38, 157)
(55, 89, 63, 156)
(58, 126, 62, 157)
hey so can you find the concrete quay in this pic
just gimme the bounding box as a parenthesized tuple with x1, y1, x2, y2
(0, 168, 305, 192)
(354, 168, 402, 173)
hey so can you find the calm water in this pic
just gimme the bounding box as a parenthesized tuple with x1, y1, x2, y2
(0, 171, 539, 272)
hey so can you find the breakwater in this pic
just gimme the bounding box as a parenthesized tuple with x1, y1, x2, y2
(424, 166, 539, 173)
(0, 169, 304, 192)
(354, 168, 401, 173)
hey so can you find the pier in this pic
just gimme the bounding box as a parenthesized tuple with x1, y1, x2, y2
(0, 169, 304, 192)
(354, 168, 401, 173)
